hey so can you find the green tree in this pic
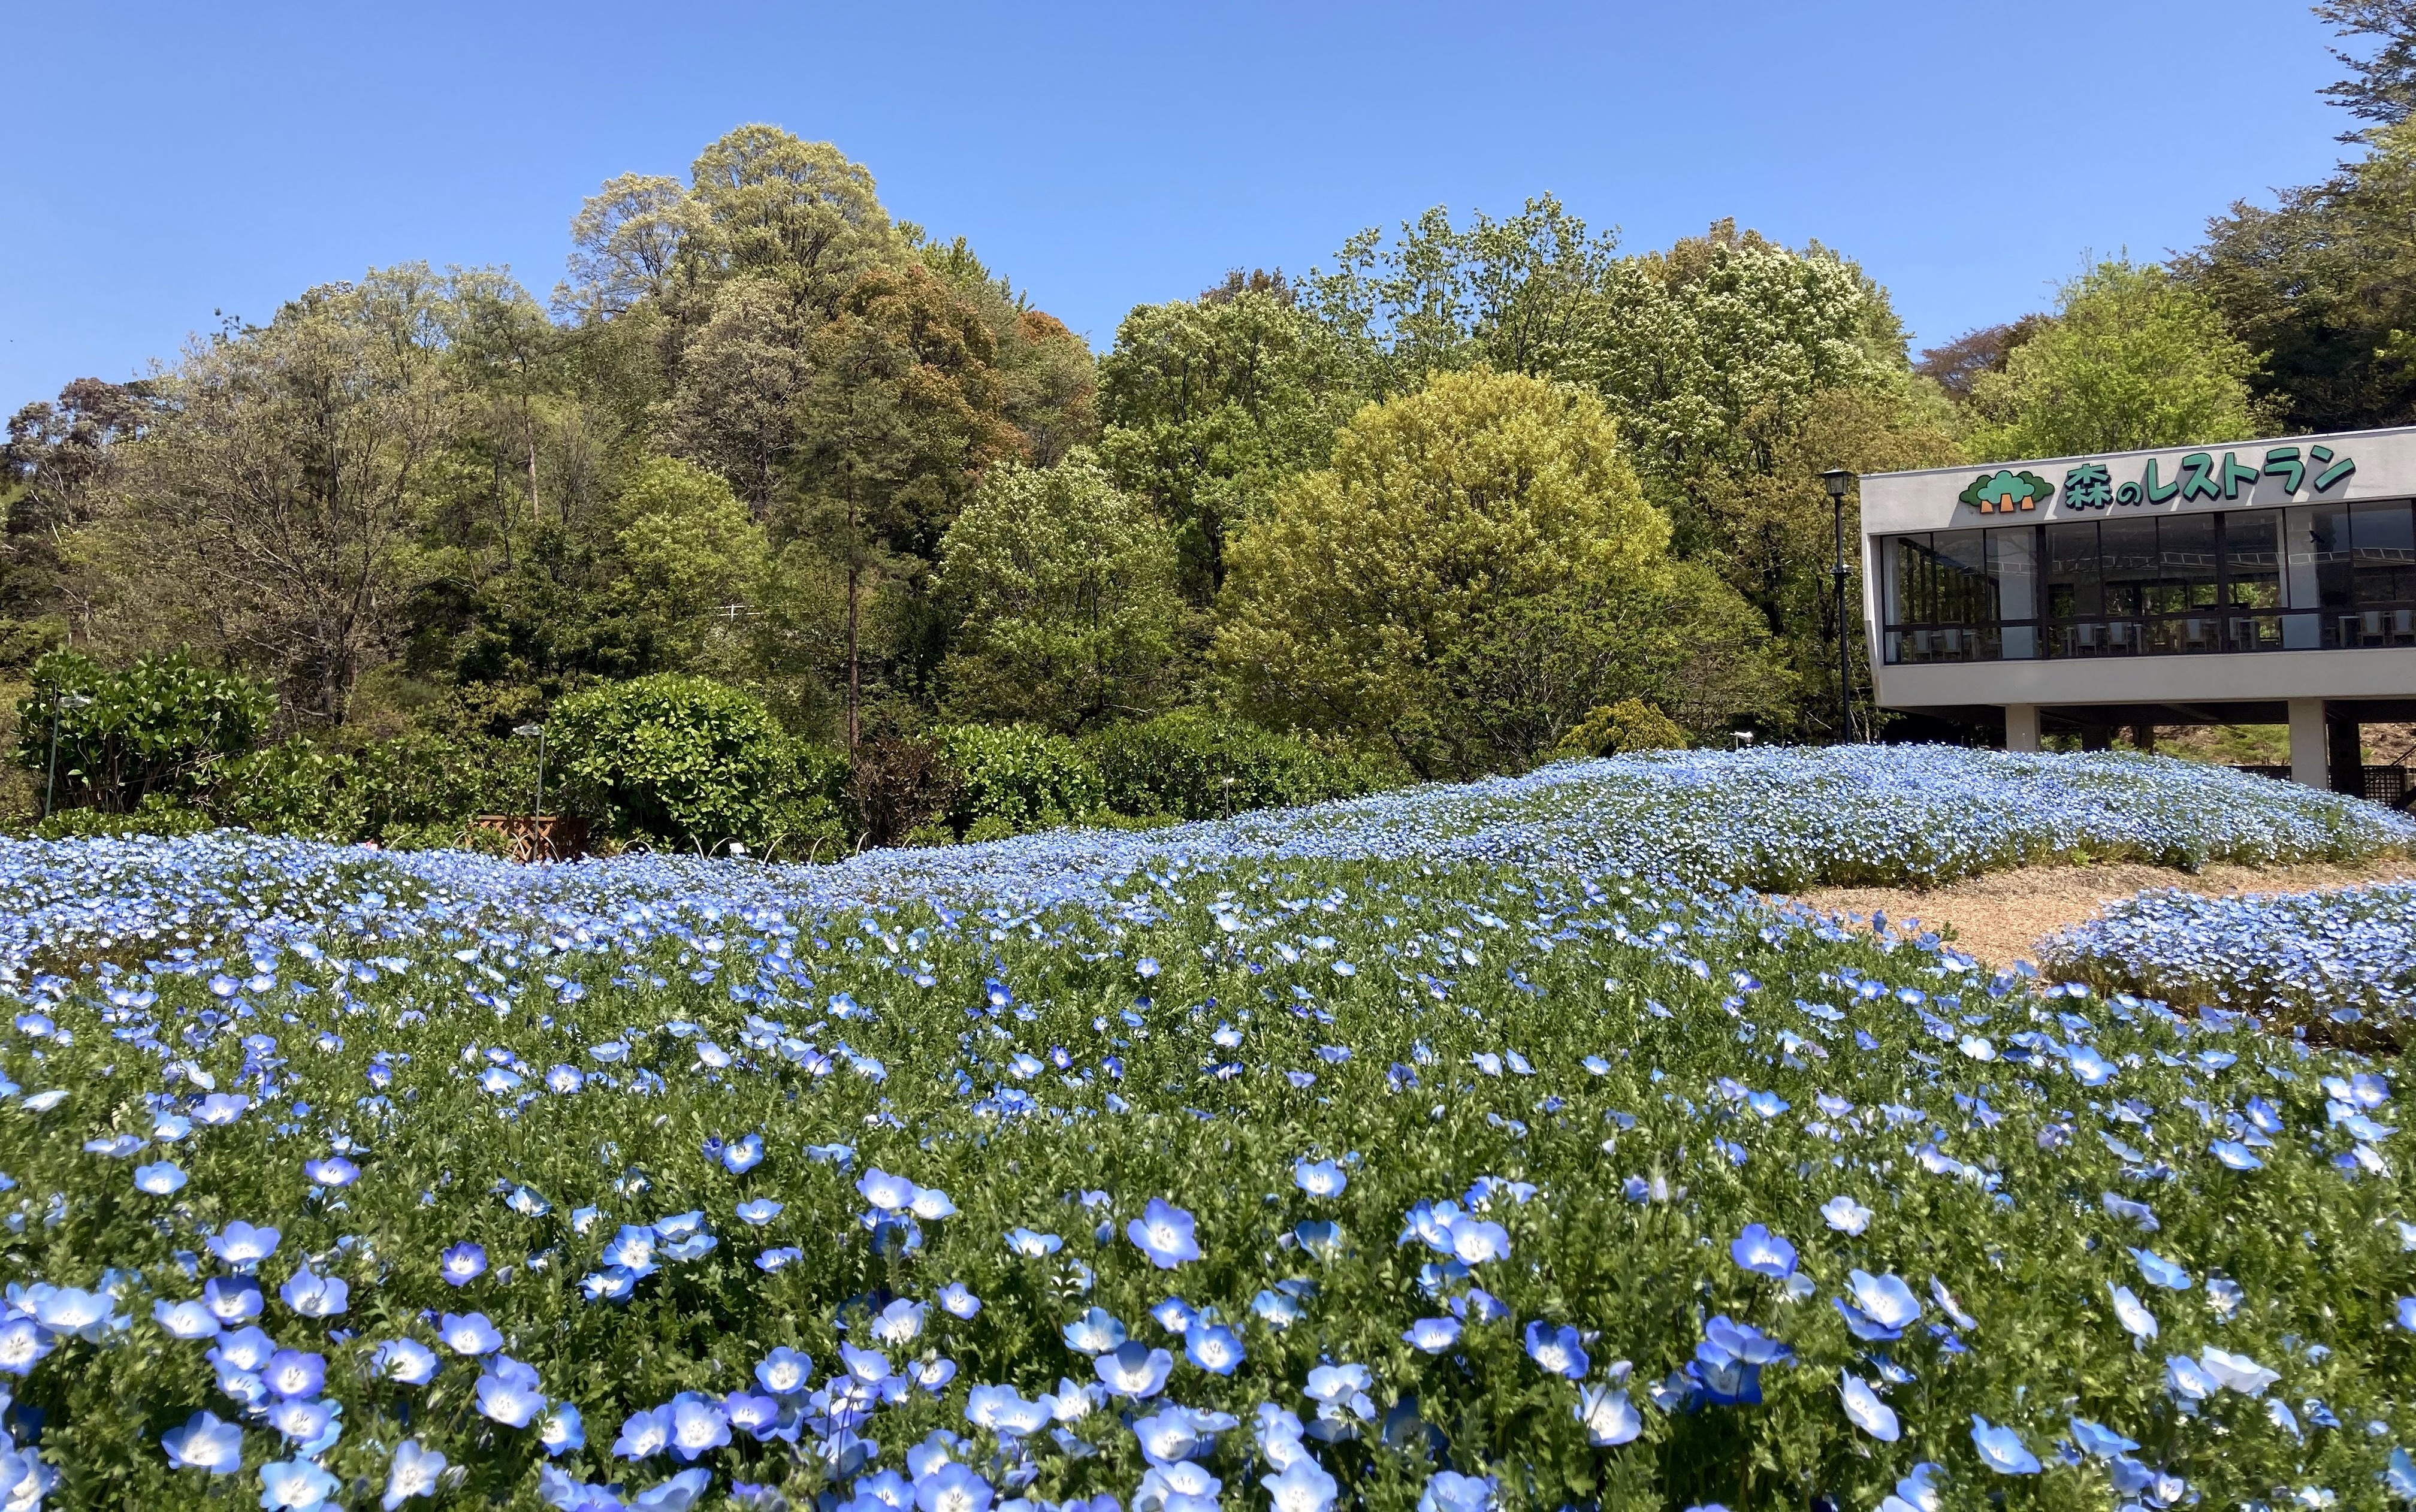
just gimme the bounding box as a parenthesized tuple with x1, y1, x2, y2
(612, 454, 768, 668)
(551, 673, 826, 854)
(1097, 274, 1358, 600)
(1217, 369, 1774, 779)
(14, 649, 274, 812)
(937, 452, 1188, 733)
(1967, 261, 2266, 460)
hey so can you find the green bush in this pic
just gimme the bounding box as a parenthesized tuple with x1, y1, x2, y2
(934, 723, 1104, 837)
(1557, 697, 1690, 758)
(34, 792, 216, 840)
(217, 737, 366, 839)
(1077, 709, 1387, 821)
(13, 649, 274, 813)
(552, 674, 825, 854)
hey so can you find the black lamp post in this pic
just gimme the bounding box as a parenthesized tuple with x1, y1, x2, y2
(1819, 468, 1858, 744)
(41, 690, 92, 824)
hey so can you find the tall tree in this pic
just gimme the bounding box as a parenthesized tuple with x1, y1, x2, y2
(1217, 369, 1775, 779)
(2315, 0, 2416, 137)
(1097, 276, 1357, 600)
(1967, 261, 2265, 460)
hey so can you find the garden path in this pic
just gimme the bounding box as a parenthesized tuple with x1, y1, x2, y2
(1791, 854, 2416, 968)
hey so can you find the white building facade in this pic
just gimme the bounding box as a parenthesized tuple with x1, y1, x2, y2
(1859, 426, 2416, 789)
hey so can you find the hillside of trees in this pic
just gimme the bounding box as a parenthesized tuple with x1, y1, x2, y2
(5, 5, 2415, 855)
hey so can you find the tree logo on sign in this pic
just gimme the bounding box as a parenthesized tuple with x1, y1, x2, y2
(1956, 470, 2055, 514)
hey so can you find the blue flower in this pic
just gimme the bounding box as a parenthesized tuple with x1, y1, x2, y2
(440, 1242, 489, 1286)
(720, 1133, 765, 1175)
(938, 1281, 982, 1319)
(279, 1264, 348, 1318)
(1094, 1340, 1174, 1399)
(1127, 1197, 1201, 1268)
(153, 1299, 220, 1339)
(614, 1405, 672, 1460)
(1005, 1227, 1063, 1257)
(263, 1348, 325, 1398)
(259, 1456, 340, 1509)
(1524, 1321, 1588, 1379)
(162, 1410, 243, 1473)
(209, 1220, 281, 1269)
(304, 1155, 358, 1187)
(2209, 1139, 2264, 1171)
(755, 1345, 813, 1396)
(134, 1161, 188, 1195)
(440, 1311, 504, 1355)
(1418, 1470, 1496, 1512)
(376, 1338, 439, 1385)
(1840, 1373, 1899, 1441)
(1970, 1415, 2041, 1474)
(1575, 1384, 1641, 1446)
(383, 1440, 446, 1508)
(2068, 1417, 2139, 1459)
(2131, 1248, 2192, 1291)
(913, 1461, 994, 1512)
(1263, 1458, 1340, 1512)
(735, 1198, 784, 1226)
(1185, 1322, 1246, 1374)
(1819, 1195, 1871, 1235)
(1293, 1159, 1346, 1197)
(478, 1359, 548, 1428)
(1846, 1269, 1923, 1329)
(1729, 1223, 1797, 1278)
(1403, 1317, 1462, 1353)
(1064, 1307, 1126, 1352)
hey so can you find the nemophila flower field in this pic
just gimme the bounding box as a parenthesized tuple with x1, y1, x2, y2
(2050, 881, 2416, 1035)
(0, 746, 2411, 1512)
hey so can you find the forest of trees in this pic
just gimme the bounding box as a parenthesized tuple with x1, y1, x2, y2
(5, 4, 2414, 854)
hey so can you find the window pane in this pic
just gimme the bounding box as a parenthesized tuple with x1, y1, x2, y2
(2044, 521, 2100, 618)
(2157, 512, 2221, 612)
(2311, 504, 2353, 609)
(2098, 516, 2158, 618)
(2223, 511, 2282, 609)
(2352, 500, 2416, 604)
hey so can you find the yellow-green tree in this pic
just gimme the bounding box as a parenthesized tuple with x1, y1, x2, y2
(612, 454, 768, 670)
(937, 452, 1188, 733)
(1967, 261, 2266, 460)
(1217, 369, 1775, 779)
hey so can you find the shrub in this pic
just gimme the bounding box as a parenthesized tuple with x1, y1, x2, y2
(846, 734, 959, 849)
(552, 675, 802, 854)
(12, 649, 274, 812)
(934, 722, 1103, 837)
(1078, 710, 1385, 821)
(32, 791, 216, 840)
(216, 737, 366, 839)
(1557, 697, 1689, 758)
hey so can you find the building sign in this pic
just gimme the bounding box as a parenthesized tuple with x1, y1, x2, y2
(1959, 444, 2357, 515)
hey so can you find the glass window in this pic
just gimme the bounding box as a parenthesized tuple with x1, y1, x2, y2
(2223, 511, 2283, 609)
(2352, 500, 2416, 604)
(2097, 516, 2158, 618)
(2311, 504, 2353, 609)
(2044, 521, 2101, 619)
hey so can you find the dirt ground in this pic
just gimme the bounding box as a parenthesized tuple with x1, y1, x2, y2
(1788, 855, 2416, 969)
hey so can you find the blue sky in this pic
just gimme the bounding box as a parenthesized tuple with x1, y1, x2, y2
(0, 1, 2360, 407)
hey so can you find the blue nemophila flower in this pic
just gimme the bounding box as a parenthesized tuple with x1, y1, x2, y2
(2167, 1353, 2217, 1401)
(259, 1457, 340, 1509)
(614, 1405, 672, 1460)
(1840, 1372, 1899, 1441)
(938, 1282, 981, 1319)
(153, 1299, 219, 1339)
(724, 1390, 784, 1442)
(1294, 1159, 1346, 1197)
(2109, 1283, 2159, 1341)
(1137, 957, 1160, 978)
(0, 1317, 51, 1374)
(279, 1263, 347, 1318)
(2132, 1248, 2192, 1291)
(383, 1440, 446, 1509)
(1094, 1340, 1174, 1399)
(1969, 1416, 2040, 1474)
(1418, 1469, 1496, 1512)
(736, 1199, 784, 1226)
(1064, 1308, 1126, 1352)
(1005, 1227, 1062, 1257)
(2069, 1417, 2140, 1459)
(203, 1277, 262, 1324)
(2101, 1192, 2160, 1231)
(1524, 1321, 1588, 1379)
(1819, 1196, 1871, 1235)
(915, 1460, 994, 1512)
(1263, 1457, 1341, 1512)
(84, 1133, 144, 1159)
(440, 1311, 504, 1355)
(478, 1356, 548, 1428)
(545, 1065, 584, 1094)
(1186, 1322, 1246, 1374)
(870, 1299, 926, 1346)
(719, 1133, 765, 1175)
(263, 1348, 325, 1398)
(161, 1410, 243, 1474)
(440, 1242, 489, 1286)
(1575, 1383, 1641, 1446)
(1730, 1223, 1797, 1278)
(756, 1346, 813, 1396)
(1128, 1197, 1202, 1268)
(2200, 1346, 2281, 1395)
(1150, 1296, 1197, 1333)
(602, 1225, 660, 1274)
(267, 1401, 335, 1456)
(304, 1155, 358, 1187)
(1405, 1317, 1462, 1353)
(754, 1247, 802, 1272)
(207, 1220, 280, 1269)
(909, 1185, 957, 1220)
(860, 1169, 919, 1212)
(376, 1338, 439, 1384)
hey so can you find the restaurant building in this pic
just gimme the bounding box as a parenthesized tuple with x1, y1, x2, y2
(1859, 427, 2416, 791)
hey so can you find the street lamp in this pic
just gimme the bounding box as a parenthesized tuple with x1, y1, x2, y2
(1820, 468, 1858, 744)
(512, 723, 546, 819)
(41, 690, 93, 824)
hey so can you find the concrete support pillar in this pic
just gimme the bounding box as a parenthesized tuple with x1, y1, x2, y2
(2004, 704, 2040, 753)
(2288, 698, 2328, 787)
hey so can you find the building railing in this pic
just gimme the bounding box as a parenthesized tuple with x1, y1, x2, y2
(1885, 601, 2416, 664)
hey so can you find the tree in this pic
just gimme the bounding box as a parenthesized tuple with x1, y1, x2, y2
(1, 378, 158, 665)
(937, 451, 1188, 733)
(612, 454, 768, 668)
(1216, 369, 1774, 779)
(1966, 261, 2266, 460)
(102, 265, 464, 725)
(14, 649, 274, 812)
(2315, 0, 2416, 138)
(1097, 277, 1358, 600)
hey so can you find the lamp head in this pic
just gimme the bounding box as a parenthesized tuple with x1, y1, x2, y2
(1819, 468, 1855, 500)
(513, 723, 542, 739)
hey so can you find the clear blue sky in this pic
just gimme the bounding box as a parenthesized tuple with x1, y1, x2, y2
(0, 0, 2360, 408)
